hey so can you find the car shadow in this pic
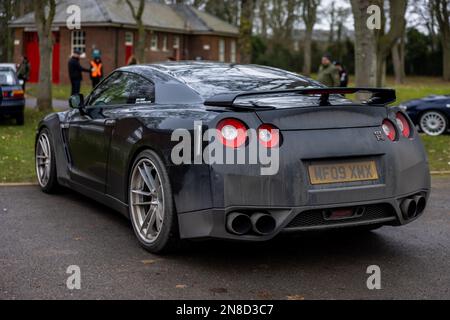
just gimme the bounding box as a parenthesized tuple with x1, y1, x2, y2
(0, 116, 18, 126)
(52, 187, 405, 269)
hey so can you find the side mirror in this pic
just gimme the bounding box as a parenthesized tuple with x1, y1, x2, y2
(69, 94, 85, 110)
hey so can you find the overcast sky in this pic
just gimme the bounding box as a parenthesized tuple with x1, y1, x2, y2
(316, 0, 353, 30)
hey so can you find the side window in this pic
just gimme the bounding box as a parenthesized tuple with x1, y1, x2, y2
(127, 74, 155, 104)
(87, 72, 155, 106)
(88, 72, 128, 106)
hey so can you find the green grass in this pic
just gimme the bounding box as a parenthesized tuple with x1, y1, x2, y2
(420, 134, 450, 172)
(385, 77, 450, 104)
(0, 109, 50, 183)
(27, 83, 91, 101)
(338, 76, 450, 104)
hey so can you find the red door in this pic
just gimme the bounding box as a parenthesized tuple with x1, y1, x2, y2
(24, 32, 39, 83)
(24, 31, 60, 84)
(125, 45, 133, 65)
(125, 32, 134, 65)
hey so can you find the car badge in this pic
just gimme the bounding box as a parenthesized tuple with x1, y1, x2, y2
(374, 131, 385, 142)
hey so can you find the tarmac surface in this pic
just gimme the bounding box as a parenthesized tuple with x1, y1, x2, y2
(0, 178, 449, 300)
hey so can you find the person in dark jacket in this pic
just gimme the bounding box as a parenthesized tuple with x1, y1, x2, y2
(68, 50, 90, 96)
(17, 56, 30, 91)
(334, 62, 349, 88)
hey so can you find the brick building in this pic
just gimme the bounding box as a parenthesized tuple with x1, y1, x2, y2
(9, 0, 239, 85)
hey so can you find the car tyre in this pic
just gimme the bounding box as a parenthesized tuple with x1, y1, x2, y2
(128, 150, 179, 254)
(419, 111, 448, 136)
(35, 128, 59, 193)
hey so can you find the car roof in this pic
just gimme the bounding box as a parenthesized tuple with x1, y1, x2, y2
(118, 61, 300, 80)
(118, 61, 312, 83)
(0, 64, 17, 72)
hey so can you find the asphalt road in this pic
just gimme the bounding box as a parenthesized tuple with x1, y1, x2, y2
(0, 179, 449, 300)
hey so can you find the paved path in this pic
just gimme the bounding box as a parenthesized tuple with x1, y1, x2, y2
(25, 97, 68, 110)
(0, 178, 449, 300)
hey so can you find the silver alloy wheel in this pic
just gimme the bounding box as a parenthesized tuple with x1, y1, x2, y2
(420, 112, 447, 136)
(129, 158, 165, 244)
(36, 133, 52, 188)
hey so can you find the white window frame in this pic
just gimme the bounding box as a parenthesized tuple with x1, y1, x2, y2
(125, 32, 134, 46)
(230, 40, 237, 63)
(173, 36, 180, 49)
(151, 34, 158, 51)
(219, 39, 225, 62)
(71, 30, 86, 57)
(162, 35, 168, 51)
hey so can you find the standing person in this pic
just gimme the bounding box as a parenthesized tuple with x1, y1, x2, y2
(68, 50, 90, 96)
(334, 62, 349, 88)
(317, 54, 340, 87)
(90, 50, 103, 88)
(17, 56, 30, 91)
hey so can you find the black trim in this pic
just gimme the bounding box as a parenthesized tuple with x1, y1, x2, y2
(204, 87, 397, 108)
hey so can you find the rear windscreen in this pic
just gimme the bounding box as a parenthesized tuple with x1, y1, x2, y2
(173, 65, 322, 98)
(0, 71, 17, 86)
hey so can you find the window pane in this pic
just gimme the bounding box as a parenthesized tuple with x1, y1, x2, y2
(127, 74, 155, 104)
(88, 72, 155, 106)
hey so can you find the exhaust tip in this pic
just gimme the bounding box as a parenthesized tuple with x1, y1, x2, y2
(414, 196, 427, 215)
(401, 199, 417, 220)
(251, 213, 276, 236)
(227, 212, 252, 235)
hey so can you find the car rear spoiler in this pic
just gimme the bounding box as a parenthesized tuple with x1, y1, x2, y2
(204, 87, 396, 109)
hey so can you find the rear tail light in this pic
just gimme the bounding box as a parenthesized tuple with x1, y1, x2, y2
(12, 90, 24, 98)
(2, 91, 9, 98)
(217, 118, 248, 148)
(395, 112, 412, 138)
(258, 124, 280, 148)
(382, 119, 397, 141)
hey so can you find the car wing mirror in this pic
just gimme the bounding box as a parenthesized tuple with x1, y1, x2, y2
(69, 94, 85, 110)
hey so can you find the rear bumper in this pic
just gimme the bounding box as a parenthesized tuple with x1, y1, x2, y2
(174, 122, 431, 241)
(0, 100, 25, 115)
(178, 189, 430, 241)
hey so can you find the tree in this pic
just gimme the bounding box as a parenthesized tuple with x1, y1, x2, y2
(259, 0, 269, 38)
(125, 0, 146, 63)
(327, 1, 337, 45)
(301, 0, 321, 76)
(34, 0, 56, 112)
(239, 0, 255, 64)
(433, 0, 450, 80)
(391, 36, 406, 84)
(350, 0, 377, 87)
(204, 0, 240, 25)
(0, 0, 33, 62)
(335, 6, 351, 62)
(375, 0, 408, 86)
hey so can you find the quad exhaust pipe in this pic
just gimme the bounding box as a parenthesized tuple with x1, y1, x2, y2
(227, 212, 252, 235)
(227, 212, 277, 236)
(401, 195, 427, 220)
(251, 213, 277, 236)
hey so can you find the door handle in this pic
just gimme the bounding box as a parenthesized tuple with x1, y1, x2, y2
(104, 119, 116, 127)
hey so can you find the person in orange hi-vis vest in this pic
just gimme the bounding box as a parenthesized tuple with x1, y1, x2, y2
(90, 50, 103, 88)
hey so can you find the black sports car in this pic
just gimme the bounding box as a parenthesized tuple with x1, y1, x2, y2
(399, 94, 450, 136)
(35, 62, 430, 253)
